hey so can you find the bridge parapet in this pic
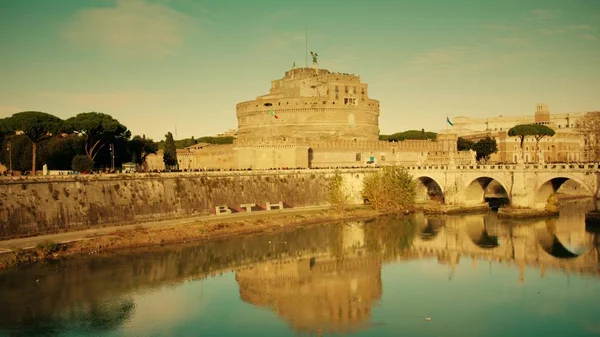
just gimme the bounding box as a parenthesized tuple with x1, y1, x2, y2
(406, 162, 599, 172)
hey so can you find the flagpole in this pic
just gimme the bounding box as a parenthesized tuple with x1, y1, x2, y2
(305, 24, 308, 67)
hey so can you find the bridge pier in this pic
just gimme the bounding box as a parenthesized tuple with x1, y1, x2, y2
(508, 165, 535, 209)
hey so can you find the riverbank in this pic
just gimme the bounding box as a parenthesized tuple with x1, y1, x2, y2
(0, 205, 396, 270)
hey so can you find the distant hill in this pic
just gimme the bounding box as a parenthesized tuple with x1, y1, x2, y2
(379, 129, 437, 142)
(158, 136, 235, 150)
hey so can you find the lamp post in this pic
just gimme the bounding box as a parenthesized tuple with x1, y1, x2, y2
(6, 142, 12, 174)
(109, 143, 115, 172)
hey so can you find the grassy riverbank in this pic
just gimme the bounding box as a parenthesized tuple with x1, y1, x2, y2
(0, 206, 395, 270)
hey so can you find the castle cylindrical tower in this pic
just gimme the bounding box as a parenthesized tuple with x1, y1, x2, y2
(235, 67, 380, 144)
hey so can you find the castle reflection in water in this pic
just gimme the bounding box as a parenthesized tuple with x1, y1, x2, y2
(233, 204, 599, 334)
(0, 203, 598, 335)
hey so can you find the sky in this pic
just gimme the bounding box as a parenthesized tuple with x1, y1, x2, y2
(0, 0, 599, 141)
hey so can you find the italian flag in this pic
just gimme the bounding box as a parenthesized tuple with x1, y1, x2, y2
(270, 109, 279, 119)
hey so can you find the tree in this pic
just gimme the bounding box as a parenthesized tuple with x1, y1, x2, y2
(128, 136, 158, 169)
(163, 132, 178, 170)
(579, 111, 600, 161)
(508, 124, 540, 162)
(472, 137, 498, 163)
(457, 137, 474, 151)
(327, 172, 349, 212)
(380, 130, 437, 142)
(508, 124, 555, 162)
(362, 166, 416, 211)
(531, 124, 555, 162)
(65, 112, 131, 162)
(38, 135, 86, 171)
(0, 111, 63, 174)
(71, 155, 94, 173)
(0, 134, 32, 171)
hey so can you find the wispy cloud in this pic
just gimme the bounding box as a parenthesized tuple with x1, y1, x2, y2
(38, 91, 161, 112)
(408, 46, 470, 72)
(540, 28, 566, 35)
(62, 0, 199, 59)
(569, 25, 593, 30)
(496, 37, 530, 45)
(582, 34, 598, 41)
(481, 24, 517, 31)
(530, 9, 562, 20)
(258, 30, 320, 54)
(265, 6, 303, 22)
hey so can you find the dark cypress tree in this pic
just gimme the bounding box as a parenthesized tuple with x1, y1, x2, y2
(163, 132, 178, 170)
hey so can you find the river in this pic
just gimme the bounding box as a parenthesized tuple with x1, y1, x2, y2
(0, 201, 599, 336)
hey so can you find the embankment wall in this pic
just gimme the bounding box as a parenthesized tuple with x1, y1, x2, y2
(0, 170, 370, 240)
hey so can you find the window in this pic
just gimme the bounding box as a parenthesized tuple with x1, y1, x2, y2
(355, 153, 361, 161)
(345, 86, 348, 93)
(344, 98, 357, 105)
(335, 86, 338, 92)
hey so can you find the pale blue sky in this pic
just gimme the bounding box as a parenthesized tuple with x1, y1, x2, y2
(1, 0, 599, 140)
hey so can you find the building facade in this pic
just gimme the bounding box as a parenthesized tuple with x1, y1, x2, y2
(451, 104, 589, 163)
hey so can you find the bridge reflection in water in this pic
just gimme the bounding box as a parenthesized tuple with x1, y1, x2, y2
(0, 202, 598, 335)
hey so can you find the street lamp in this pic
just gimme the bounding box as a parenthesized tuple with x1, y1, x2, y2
(109, 143, 115, 172)
(6, 142, 12, 175)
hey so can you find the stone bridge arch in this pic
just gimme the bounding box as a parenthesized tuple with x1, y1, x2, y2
(534, 174, 595, 209)
(413, 175, 445, 203)
(462, 175, 511, 206)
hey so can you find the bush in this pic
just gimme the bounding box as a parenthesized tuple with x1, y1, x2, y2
(36, 240, 62, 254)
(327, 171, 349, 212)
(71, 155, 94, 172)
(362, 166, 416, 211)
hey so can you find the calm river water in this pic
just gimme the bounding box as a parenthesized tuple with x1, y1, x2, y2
(1, 202, 599, 337)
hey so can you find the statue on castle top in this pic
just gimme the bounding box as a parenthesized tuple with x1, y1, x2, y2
(310, 51, 318, 64)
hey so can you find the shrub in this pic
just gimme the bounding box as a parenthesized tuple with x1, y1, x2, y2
(36, 240, 62, 255)
(327, 171, 349, 212)
(71, 155, 94, 173)
(362, 166, 416, 211)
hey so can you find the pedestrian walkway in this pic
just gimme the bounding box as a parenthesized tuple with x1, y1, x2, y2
(0, 205, 332, 253)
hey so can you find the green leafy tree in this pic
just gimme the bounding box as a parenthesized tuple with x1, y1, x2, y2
(64, 112, 131, 162)
(71, 155, 94, 173)
(163, 132, 178, 170)
(380, 130, 437, 142)
(0, 111, 63, 174)
(362, 166, 416, 211)
(457, 137, 474, 151)
(472, 137, 498, 163)
(128, 135, 158, 168)
(531, 124, 555, 162)
(0, 135, 32, 171)
(38, 135, 86, 170)
(508, 124, 555, 162)
(158, 136, 235, 150)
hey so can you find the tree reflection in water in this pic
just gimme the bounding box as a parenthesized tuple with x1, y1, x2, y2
(6, 298, 135, 336)
(0, 201, 597, 335)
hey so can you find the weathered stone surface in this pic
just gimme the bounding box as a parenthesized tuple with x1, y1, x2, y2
(0, 171, 339, 239)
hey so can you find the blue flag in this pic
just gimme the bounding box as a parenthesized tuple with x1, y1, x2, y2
(446, 116, 453, 126)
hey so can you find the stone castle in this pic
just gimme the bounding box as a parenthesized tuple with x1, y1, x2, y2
(147, 60, 469, 171)
(146, 57, 595, 171)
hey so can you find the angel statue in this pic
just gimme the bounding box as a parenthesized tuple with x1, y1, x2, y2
(310, 51, 318, 64)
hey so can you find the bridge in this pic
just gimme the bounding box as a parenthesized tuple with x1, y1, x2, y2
(403, 162, 600, 209)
